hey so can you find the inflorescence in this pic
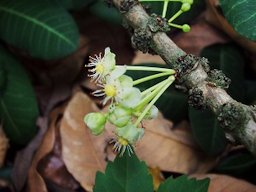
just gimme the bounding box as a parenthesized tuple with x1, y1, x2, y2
(139, 0, 194, 32)
(84, 48, 175, 155)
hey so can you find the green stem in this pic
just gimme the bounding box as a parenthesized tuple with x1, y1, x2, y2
(168, 23, 183, 29)
(135, 76, 175, 126)
(141, 80, 166, 97)
(126, 66, 175, 73)
(133, 72, 172, 85)
(162, 0, 169, 18)
(137, 79, 168, 110)
(168, 10, 183, 23)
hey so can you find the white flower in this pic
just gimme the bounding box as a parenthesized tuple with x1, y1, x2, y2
(93, 74, 142, 108)
(111, 122, 144, 155)
(87, 47, 116, 82)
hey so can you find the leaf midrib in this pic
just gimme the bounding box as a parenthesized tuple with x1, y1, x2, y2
(0, 6, 76, 48)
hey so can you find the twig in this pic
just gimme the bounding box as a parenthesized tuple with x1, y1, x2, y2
(112, 0, 256, 156)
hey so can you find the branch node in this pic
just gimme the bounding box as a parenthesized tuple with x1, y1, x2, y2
(174, 54, 200, 83)
(188, 88, 205, 110)
(217, 103, 247, 132)
(206, 69, 231, 89)
(131, 28, 153, 53)
(147, 14, 170, 33)
(200, 57, 210, 73)
(119, 0, 139, 13)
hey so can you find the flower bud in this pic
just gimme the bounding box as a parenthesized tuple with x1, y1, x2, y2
(182, 24, 190, 32)
(181, 3, 191, 12)
(118, 87, 142, 108)
(84, 112, 106, 135)
(182, 0, 193, 4)
(116, 123, 144, 144)
(144, 105, 159, 119)
(108, 106, 131, 127)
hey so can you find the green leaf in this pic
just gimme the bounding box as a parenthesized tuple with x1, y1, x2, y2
(126, 63, 188, 122)
(220, 0, 256, 40)
(0, 0, 79, 60)
(141, 0, 205, 25)
(0, 47, 39, 145)
(189, 107, 227, 156)
(157, 175, 210, 192)
(54, 0, 94, 10)
(201, 43, 246, 102)
(215, 151, 256, 175)
(89, 0, 122, 25)
(94, 152, 153, 192)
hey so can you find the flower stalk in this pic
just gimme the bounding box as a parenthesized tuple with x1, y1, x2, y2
(138, 0, 194, 32)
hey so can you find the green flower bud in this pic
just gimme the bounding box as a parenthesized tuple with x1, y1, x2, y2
(84, 112, 106, 135)
(108, 106, 132, 127)
(182, 24, 191, 32)
(181, 3, 191, 12)
(118, 87, 142, 108)
(144, 105, 159, 119)
(116, 123, 144, 144)
(119, 75, 133, 87)
(182, 0, 193, 4)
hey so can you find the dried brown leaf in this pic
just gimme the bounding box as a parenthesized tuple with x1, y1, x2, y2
(149, 167, 165, 191)
(135, 116, 216, 174)
(27, 105, 66, 192)
(196, 174, 256, 192)
(60, 92, 107, 191)
(38, 118, 79, 190)
(0, 126, 8, 168)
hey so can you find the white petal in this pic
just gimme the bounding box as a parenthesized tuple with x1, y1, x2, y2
(103, 47, 116, 73)
(110, 66, 126, 79)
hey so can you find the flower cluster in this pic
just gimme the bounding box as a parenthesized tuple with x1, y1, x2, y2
(84, 48, 175, 155)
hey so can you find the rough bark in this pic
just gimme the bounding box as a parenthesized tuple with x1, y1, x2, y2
(112, 0, 256, 156)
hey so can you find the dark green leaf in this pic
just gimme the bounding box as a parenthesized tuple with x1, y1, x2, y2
(245, 80, 256, 105)
(157, 175, 210, 192)
(94, 152, 153, 192)
(0, 47, 39, 145)
(54, 0, 94, 10)
(215, 151, 256, 175)
(220, 0, 256, 40)
(0, 0, 79, 60)
(89, 0, 122, 25)
(201, 43, 246, 102)
(141, 0, 205, 25)
(189, 107, 227, 156)
(126, 63, 188, 122)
